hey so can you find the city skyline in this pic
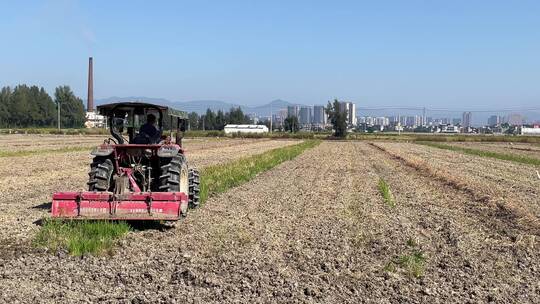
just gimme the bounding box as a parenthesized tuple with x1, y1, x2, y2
(273, 101, 536, 129)
(91, 95, 540, 125)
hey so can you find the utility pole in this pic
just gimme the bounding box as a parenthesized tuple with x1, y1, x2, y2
(57, 102, 61, 130)
(270, 102, 272, 133)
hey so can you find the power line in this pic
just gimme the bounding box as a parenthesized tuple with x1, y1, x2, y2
(356, 106, 540, 113)
(429, 108, 540, 113)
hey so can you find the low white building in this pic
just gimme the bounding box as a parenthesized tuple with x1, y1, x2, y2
(224, 124, 269, 134)
(521, 126, 540, 136)
(85, 111, 106, 128)
(441, 125, 459, 133)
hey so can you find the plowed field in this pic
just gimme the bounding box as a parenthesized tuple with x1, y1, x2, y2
(0, 139, 538, 303)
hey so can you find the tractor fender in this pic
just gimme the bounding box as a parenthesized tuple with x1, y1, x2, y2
(90, 145, 114, 156)
(157, 145, 180, 158)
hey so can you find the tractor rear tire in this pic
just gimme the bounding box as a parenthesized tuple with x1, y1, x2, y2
(159, 155, 189, 193)
(188, 168, 200, 208)
(88, 157, 114, 191)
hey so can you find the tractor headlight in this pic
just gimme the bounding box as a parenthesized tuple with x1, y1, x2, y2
(157, 146, 179, 157)
(91, 145, 114, 156)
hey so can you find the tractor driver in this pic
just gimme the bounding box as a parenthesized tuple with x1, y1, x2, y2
(139, 113, 161, 143)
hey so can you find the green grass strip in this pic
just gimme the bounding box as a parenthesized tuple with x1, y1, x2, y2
(34, 219, 130, 256)
(418, 141, 540, 166)
(377, 178, 395, 208)
(200, 140, 320, 203)
(35, 140, 319, 256)
(0, 146, 95, 157)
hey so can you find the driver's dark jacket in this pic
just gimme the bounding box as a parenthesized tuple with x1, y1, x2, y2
(139, 123, 160, 143)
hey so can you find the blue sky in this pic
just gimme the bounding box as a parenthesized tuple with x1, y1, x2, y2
(0, 0, 539, 108)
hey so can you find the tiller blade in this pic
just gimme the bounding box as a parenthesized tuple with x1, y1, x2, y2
(51, 191, 188, 220)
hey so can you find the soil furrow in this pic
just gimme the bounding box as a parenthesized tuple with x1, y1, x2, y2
(371, 142, 540, 234)
(359, 142, 540, 303)
(445, 142, 540, 160)
(1, 141, 539, 303)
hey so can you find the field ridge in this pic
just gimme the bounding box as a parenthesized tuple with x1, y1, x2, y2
(368, 142, 540, 236)
(417, 141, 540, 166)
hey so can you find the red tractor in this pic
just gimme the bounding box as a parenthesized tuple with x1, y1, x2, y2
(51, 102, 200, 221)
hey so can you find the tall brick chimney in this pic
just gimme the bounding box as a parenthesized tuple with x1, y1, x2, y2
(87, 57, 94, 112)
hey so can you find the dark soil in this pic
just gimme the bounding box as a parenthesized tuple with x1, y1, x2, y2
(0, 142, 538, 303)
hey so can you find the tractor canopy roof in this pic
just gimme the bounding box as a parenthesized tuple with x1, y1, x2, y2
(97, 102, 188, 120)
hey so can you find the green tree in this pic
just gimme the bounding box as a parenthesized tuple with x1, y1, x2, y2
(188, 112, 199, 130)
(0, 87, 11, 127)
(28, 86, 42, 125)
(10, 85, 35, 127)
(326, 99, 347, 138)
(32, 86, 56, 127)
(284, 116, 299, 132)
(54, 85, 85, 128)
(413, 126, 431, 133)
(197, 115, 205, 130)
(259, 118, 271, 129)
(504, 125, 518, 135)
(215, 110, 226, 130)
(227, 107, 250, 124)
(0, 85, 58, 128)
(204, 108, 216, 130)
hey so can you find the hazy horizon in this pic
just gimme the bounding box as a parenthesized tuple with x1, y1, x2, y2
(1, 1, 539, 108)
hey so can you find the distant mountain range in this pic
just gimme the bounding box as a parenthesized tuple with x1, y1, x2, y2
(95, 97, 305, 117)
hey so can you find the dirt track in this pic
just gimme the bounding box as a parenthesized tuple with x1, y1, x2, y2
(0, 134, 105, 152)
(1, 141, 538, 303)
(0, 135, 262, 153)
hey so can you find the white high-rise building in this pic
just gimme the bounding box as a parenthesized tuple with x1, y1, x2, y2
(505, 113, 524, 126)
(488, 115, 500, 126)
(313, 106, 327, 125)
(339, 102, 357, 126)
(299, 107, 312, 125)
(287, 106, 300, 118)
(374, 117, 389, 126)
(462, 112, 472, 128)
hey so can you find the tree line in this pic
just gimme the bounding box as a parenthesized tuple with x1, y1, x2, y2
(185, 100, 347, 137)
(187, 107, 253, 130)
(0, 85, 348, 137)
(0, 85, 86, 128)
